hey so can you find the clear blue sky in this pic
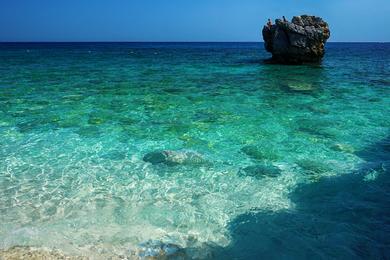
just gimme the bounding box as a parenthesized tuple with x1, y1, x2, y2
(1, 0, 389, 42)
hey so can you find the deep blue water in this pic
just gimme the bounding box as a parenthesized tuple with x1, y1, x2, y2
(0, 42, 389, 259)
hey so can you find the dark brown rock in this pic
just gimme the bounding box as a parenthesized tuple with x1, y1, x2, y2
(262, 15, 330, 64)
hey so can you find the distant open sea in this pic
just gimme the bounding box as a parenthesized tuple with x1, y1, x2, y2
(0, 42, 389, 259)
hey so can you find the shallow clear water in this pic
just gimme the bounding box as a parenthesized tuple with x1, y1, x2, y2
(0, 42, 389, 258)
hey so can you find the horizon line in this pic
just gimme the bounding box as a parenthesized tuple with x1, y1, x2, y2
(0, 41, 389, 44)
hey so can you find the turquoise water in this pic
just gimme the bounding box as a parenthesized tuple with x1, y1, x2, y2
(0, 43, 389, 258)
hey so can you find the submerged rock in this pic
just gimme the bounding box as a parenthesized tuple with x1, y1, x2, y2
(143, 150, 205, 166)
(239, 164, 281, 178)
(262, 15, 330, 64)
(286, 82, 314, 92)
(88, 116, 105, 125)
(296, 118, 336, 138)
(331, 143, 355, 154)
(297, 159, 331, 174)
(241, 145, 279, 161)
(137, 240, 185, 259)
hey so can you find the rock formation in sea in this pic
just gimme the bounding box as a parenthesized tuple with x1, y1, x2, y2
(262, 15, 330, 64)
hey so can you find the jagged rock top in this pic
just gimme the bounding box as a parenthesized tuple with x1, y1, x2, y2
(262, 15, 330, 64)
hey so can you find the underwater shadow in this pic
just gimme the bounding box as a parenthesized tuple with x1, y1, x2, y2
(209, 137, 390, 259)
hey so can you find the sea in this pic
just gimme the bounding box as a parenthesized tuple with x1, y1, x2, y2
(0, 42, 389, 259)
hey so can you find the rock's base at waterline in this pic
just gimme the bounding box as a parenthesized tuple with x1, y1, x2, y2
(262, 15, 330, 64)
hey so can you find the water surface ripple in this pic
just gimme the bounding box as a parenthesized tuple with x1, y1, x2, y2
(0, 43, 389, 258)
